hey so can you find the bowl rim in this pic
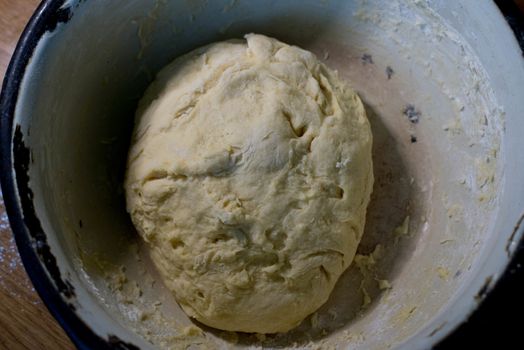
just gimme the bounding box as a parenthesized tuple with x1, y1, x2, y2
(0, 1, 523, 350)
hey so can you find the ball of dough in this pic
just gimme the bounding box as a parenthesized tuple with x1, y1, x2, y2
(125, 34, 373, 333)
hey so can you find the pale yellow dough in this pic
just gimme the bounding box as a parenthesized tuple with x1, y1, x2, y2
(125, 34, 373, 333)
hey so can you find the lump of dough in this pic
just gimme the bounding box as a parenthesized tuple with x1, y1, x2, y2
(125, 34, 373, 334)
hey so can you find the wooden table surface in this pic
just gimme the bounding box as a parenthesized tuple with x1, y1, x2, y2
(0, 1, 74, 349)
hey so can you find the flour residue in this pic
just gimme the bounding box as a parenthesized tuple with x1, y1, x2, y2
(0, 190, 40, 305)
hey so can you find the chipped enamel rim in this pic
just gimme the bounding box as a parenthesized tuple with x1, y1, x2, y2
(0, 1, 523, 349)
(0, 1, 138, 349)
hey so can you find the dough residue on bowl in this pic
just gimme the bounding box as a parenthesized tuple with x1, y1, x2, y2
(124, 34, 373, 333)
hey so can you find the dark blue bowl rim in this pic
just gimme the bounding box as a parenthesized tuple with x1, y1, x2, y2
(0, 1, 139, 349)
(0, 1, 522, 350)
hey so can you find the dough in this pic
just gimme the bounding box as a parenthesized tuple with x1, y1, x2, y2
(125, 34, 373, 333)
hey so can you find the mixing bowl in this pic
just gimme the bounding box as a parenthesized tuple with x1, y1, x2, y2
(1, 0, 523, 349)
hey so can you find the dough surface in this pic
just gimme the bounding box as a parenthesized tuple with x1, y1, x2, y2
(125, 34, 373, 333)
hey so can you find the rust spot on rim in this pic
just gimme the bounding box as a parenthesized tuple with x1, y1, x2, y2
(506, 212, 524, 257)
(474, 276, 494, 301)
